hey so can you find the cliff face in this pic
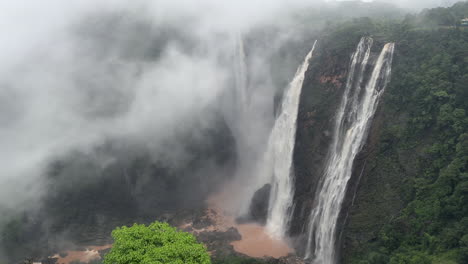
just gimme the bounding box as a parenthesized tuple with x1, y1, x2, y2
(290, 35, 354, 249)
(291, 23, 386, 239)
(338, 80, 410, 263)
(291, 35, 408, 260)
(294, 10, 468, 262)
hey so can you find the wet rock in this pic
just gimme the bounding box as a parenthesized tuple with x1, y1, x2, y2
(277, 255, 306, 264)
(247, 184, 271, 224)
(259, 255, 306, 264)
(196, 227, 241, 257)
(197, 227, 241, 243)
(37, 258, 57, 264)
(192, 215, 215, 230)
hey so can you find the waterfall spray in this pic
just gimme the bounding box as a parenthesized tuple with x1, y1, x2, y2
(263, 41, 318, 238)
(305, 38, 395, 263)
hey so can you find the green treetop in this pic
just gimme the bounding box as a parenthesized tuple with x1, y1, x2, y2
(103, 221, 211, 264)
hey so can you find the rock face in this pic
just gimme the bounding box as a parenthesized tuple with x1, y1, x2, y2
(248, 184, 272, 225)
(289, 35, 354, 253)
(196, 227, 242, 258)
(290, 34, 402, 260)
(337, 99, 408, 263)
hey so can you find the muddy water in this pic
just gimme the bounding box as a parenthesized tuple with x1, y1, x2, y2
(232, 223, 293, 258)
(51, 245, 111, 264)
(206, 192, 294, 258)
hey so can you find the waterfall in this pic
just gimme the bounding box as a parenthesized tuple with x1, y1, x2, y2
(264, 41, 317, 237)
(304, 38, 395, 263)
(228, 33, 255, 215)
(234, 34, 248, 109)
(231, 33, 249, 162)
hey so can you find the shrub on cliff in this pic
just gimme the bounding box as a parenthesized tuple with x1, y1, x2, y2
(103, 221, 211, 264)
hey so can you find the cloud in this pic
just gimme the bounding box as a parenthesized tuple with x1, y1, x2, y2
(0, 0, 312, 214)
(0, 1, 225, 210)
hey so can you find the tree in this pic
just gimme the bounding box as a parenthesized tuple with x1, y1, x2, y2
(103, 221, 211, 264)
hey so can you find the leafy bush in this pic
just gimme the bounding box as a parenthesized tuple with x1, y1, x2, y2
(103, 221, 210, 264)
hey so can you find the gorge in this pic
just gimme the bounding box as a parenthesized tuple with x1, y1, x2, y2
(1, 1, 467, 264)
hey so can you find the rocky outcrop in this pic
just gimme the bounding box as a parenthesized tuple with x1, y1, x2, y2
(247, 184, 272, 225)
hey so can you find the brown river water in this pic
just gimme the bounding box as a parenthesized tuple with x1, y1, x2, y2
(206, 190, 294, 258)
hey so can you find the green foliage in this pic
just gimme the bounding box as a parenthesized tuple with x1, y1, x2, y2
(388, 251, 432, 264)
(374, 21, 468, 260)
(103, 221, 210, 264)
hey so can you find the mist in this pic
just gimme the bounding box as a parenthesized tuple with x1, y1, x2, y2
(379, 0, 457, 10)
(0, 0, 324, 215)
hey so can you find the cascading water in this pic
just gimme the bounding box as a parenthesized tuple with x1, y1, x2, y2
(304, 37, 395, 263)
(231, 33, 250, 166)
(264, 41, 317, 237)
(234, 34, 248, 109)
(227, 34, 257, 215)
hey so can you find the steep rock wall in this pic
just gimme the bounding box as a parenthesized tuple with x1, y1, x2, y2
(290, 36, 352, 249)
(290, 34, 397, 258)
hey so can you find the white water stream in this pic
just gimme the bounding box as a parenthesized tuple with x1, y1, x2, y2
(264, 41, 318, 237)
(304, 37, 395, 263)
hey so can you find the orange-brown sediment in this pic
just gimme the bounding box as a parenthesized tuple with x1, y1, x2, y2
(203, 190, 294, 258)
(232, 223, 293, 258)
(51, 245, 111, 264)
